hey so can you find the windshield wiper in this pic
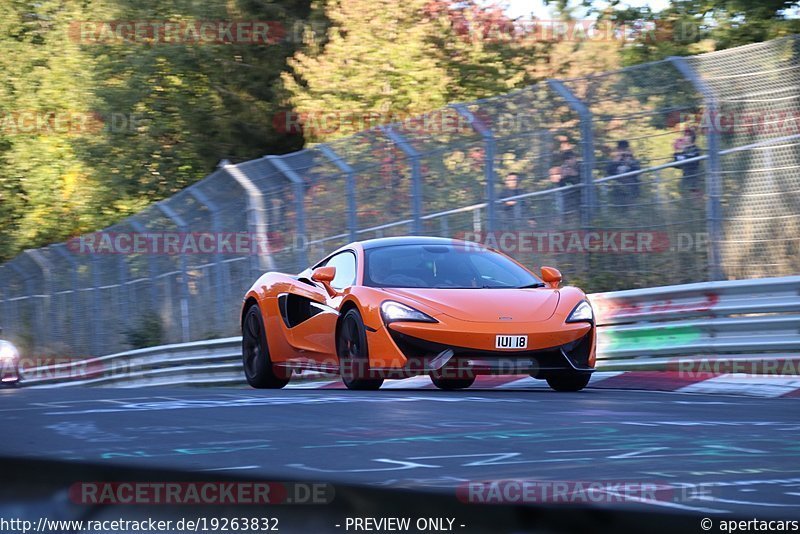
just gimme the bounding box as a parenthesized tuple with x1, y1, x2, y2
(517, 283, 546, 289)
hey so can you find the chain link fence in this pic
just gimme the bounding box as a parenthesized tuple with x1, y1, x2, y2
(1, 36, 798, 357)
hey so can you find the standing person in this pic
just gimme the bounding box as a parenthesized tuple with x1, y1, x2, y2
(558, 150, 581, 220)
(605, 140, 641, 208)
(674, 128, 703, 198)
(498, 173, 520, 230)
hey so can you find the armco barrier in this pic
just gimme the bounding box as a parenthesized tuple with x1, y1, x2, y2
(20, 337, 247, 388)
(591, 275, 800, 370)
(18, 276, 800, 388)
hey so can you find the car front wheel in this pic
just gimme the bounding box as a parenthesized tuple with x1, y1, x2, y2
(338, 309, 383, 391)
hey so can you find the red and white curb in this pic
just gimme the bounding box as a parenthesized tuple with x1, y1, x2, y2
(284, 371, 800, 398)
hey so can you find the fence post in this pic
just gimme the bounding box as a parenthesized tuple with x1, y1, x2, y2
(87, 254, 103, 355)
(547, 79, 596, 227)
(670, 56, 724, 281)
(117, 255, 132, 336)
(129, 219, 159, 316)
(439, 215, 449, 238)
(155, 202, 191, 343)
(24, 249, 53, 353)
(0, 266, 14, 341)
(52, 244, 82, 352)
(453, 104, 495, 235)
(319, 144, 358, 242)
(267, 155, 309, 270)
(380, 126, 423, 235)
(188, 187, 227, 327)
(7, 261, 34, 352)
(222, 163, 275, 279)
(0, 270, 5, 332)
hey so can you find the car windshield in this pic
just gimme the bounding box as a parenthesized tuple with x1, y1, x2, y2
(364, 244, 543, 289)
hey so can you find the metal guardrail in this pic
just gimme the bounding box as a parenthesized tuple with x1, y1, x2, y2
(20, 337, 246, 388)
(18, 276, 800, 387)
(590, 275, 800, 370)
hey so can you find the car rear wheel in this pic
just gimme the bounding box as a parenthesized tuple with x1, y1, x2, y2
(338, 309, 383, 391)
(430, 376, 475, 390)
(545, 371, 591, 392)
(430, 370, 475, 390)
(242, 305, 290, 389)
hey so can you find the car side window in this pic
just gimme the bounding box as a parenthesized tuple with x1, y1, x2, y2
(324, 251, 357, 290)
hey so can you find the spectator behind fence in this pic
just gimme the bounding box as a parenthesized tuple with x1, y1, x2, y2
(605, 140, 641, 208)
(268, 196, 285, 233)
(499, 173, 520, 229)
(557, 150, 581, 220)
(674, 127, 703, 197)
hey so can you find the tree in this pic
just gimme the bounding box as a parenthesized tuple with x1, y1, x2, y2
(281, 0, 548, 143)
(0, 0, 314, 261)
(281, 0, 451, 142)
(594, 0, 800, 65)
(0, 0, 102, 259)
(82, 0, 312, 210)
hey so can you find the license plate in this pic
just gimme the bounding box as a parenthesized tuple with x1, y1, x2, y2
(495, 335, 528, 350)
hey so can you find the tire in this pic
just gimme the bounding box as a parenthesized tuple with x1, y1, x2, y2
(1, 366, 20, 388)
(545, 371, 591, 392)
(430, 370, 475, 390)
(242, 304, 290, 389)
(337, 309, 383, 391)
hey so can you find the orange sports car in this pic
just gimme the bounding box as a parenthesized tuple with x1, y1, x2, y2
(241, 236, 596, 391)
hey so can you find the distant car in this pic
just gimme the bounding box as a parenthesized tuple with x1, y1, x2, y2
(241, 237, 595, 391)
(0, 337, 20, 387)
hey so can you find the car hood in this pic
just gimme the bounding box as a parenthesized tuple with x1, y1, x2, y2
(381, 288, 560, 323)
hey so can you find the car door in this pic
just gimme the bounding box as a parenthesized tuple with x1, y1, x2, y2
(280, 251, 357, 367)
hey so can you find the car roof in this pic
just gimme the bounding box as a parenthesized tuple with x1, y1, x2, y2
(357, 236, 468, 250)
(313, 236, 479, 268)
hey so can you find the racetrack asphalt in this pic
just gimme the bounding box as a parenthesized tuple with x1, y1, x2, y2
(1, 385, 799, 518)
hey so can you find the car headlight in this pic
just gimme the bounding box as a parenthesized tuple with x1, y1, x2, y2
(0, 341, 19, 361)
(566, 300, 594, 323)
(380, 301, 437, 324)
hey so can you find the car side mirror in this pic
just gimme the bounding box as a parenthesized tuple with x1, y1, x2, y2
(541, 266, 562, 288)
(311, 266, 338, 296)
